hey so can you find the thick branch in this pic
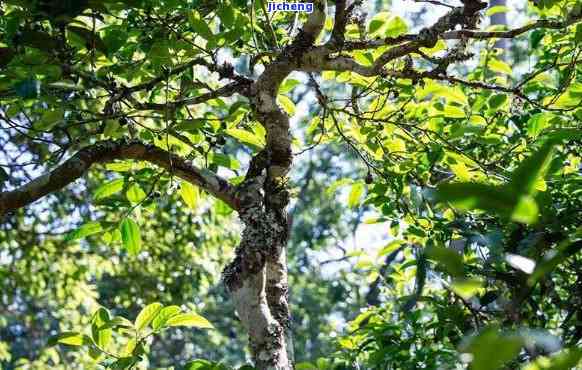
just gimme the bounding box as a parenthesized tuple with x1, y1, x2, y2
(335, 9, 582, 52)
(0, 140, 238, 216)
(294, 0, 327, 46)
(442, 15, 582, 40)
(330, 0, 347, 44)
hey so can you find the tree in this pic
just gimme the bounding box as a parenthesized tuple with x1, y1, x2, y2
(1, 0, 581, 369)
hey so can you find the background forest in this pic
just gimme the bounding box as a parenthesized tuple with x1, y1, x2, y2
(0, 0, 581, 369)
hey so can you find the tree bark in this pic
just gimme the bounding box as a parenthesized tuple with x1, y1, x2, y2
(222, 69, 295, 370)
(0, 140, 238, 217)
(223, 198, 292, 369)
(221, 1, 326, 367)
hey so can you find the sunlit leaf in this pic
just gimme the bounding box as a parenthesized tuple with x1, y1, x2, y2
(225, 128, 265, 149)
(488, 58, 512, 75)
(277, 94, 296, 115)
(91, 307, 112, 349)
(510, 195, 539, 224)
(451, 278, 482, 299)
(94, 178, 124, 200)
(165, 313, 214, 329)
(188, 11, 213, 40)
(179, 182, 199, 210)
(152, 306, 182, 331)
(348, 182, 365, 208)
(49, 332, 90, 347)
(126, 183, 146, 204)
(64, 221, 103, 242)
(134, 302, 163, 332)
(443, 105, 466, 119)
(120, 218, 142, 256)
(279, 78, 300, 94)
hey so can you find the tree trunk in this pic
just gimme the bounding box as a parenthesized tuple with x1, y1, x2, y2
(222, 80, 295, 369)
(223, 179, 293, 369)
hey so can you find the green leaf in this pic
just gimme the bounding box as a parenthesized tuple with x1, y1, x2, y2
(94, 178, 124, 200)
(348, 182, 365, 208)
(530, 30, 545, 48)
(126, 183, 146, 204)
(225, 128, 265, 149)
(110, 356, 140, 369)
(91, 308, 112, 349)
(529, 232, 582, 285)
(377, 239, 404, 257)
(214, 199, 234, 216)
(527, 112, 553, 138)
(101, 316, 133, 330)
(106, 162, 133, 172)
(35, 109, 63, 131)
(576, 24, 582, 44)
(164, 313, 214, 329)
(436, 182, 515, 214)
(185, 360, 215, 370)
(510, 195, 539, 224)
(368, 12, 389, 35)
(277, 94, 296, 115)
(443, 105, 466, 118)
(120, 218, 142, 256)
(102, 26, 128, 55)
(451, 278, 482, 299)
(385, 16, 407, 37)
(121, 338, 137, 357)
(134, 302, 163, 332)
(179, 182, 199, 210)
(188, 11, 213, 40)
(463, 326, 523, 370)
(426, 244, 464, 277)
(64, 221, 103, 242)
(508, 140, 556, 195)
(152, 305, 182, 331)
(148, 41, 172, 67)
(488, 94, 507, 110)
(209, 153, 240, 170)
(67, 26, 108, 54)
(296, 363, 318, 370)
(439, 86, 468, 106)
(368, 12, 407, 37)
(279, 79, 300, 94)
(49, 332, 90, 347)
(488, 58, 512, 75)
(532, 348, 582, 370)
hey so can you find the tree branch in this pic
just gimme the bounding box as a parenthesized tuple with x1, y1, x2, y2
(133, 79, 252, 111)
(293, 0, 327, 46)
(333, 9, 582, 52)
(442, 14, 582, 40)
(0, 140, 239, 217)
